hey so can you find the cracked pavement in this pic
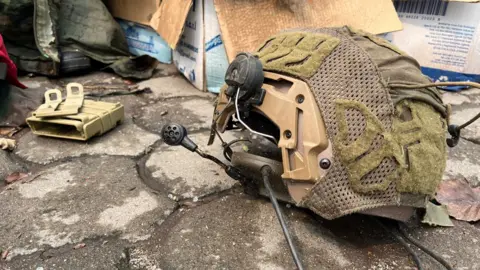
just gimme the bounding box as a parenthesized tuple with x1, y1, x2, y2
(0, 66, 479, 270)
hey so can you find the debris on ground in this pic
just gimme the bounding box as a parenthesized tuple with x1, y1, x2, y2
(421, 201, 454, 227)
(73, 243, 86, 250)
(0, 128, 12, 136)
(168, 194, 179, 201)
(0, 138, 15, 150)
(0, 127, 19, 137)
(4, 172, 29, 185)
(84, 86, 151, 98)
(436, 178, 480, 222)
(20, 172, 43, 184)
(1, 247, 10, 260)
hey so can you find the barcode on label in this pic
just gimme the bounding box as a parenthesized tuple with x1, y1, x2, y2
(394, 0, 449, 16)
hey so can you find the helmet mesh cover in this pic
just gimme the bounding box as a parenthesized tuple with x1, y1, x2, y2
(256, 27, 447, 219)
(303, 28, 398, 219)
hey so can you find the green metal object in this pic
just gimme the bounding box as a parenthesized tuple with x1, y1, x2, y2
(27, 99, 124, 141)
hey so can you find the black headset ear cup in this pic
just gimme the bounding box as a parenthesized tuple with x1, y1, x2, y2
(224, 52, 264, 100)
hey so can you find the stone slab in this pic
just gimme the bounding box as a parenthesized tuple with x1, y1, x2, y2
(137, 76, 210, 99)
(3, 191, 478, 270)
(406, 220, 480, 270)
(15, 119, 160, 164)
(2, 239, 128, 270)
(449, 104, 480, 143)
(127, 193, 472, 270)
(0, 151, 25, 183)
(90, 94, 149, 115)
(445, 138, 480, 186)
(145, 132, 238, 200)
(0, 156, 176, 261)
(135, 98, 214, 134)
(442, 89, 480, 106)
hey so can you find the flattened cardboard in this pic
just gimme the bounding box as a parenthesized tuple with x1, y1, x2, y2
(386, 0, 480, 89)
(204, 0, 229, 93)
(104, 0, 161, 25)
(149, 0, 404, 92)
(150, 0, 193, 49)
(117, 19, 172, 64)
(214, 0, 403, 60)
(172, 0, 204, 90)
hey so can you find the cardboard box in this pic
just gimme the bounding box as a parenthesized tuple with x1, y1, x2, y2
(204, 0, 229, 93)
(212, 0, 403, 61)
(170, 0, 228, 92)
(104, 0, 161, 25)
(385, 0, 480, 90)
(172, 0, 205, 90)
(117, 19, 172, 64)
(150, 0, 404, 92)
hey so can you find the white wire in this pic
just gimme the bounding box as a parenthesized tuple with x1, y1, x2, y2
(235, 89, 278, 143)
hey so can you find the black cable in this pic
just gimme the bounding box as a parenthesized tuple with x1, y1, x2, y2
(395, 233, 424, 270)
(373, 218, 423, 270)
(195, 149, 228, 170)
(397, 223, 455, 270)
(213, 128, 226, 145)
(261, 166, 304, 270)
(223, 145, 231, 161)
(458, 111, 480, 130)
(448, 110, 480, 147)
(222, 139, 251, 161)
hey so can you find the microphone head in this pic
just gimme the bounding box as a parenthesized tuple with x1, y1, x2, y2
(161, 123, 186, 146)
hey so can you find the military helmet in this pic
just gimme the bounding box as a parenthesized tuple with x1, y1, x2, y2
(213, 26, 448, 221)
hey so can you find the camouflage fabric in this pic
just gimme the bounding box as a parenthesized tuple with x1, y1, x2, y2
(256, 26, 447, 219)
(0, 0, 157, 79)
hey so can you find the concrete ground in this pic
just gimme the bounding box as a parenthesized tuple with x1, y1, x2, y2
(0, 65, 479, 270)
